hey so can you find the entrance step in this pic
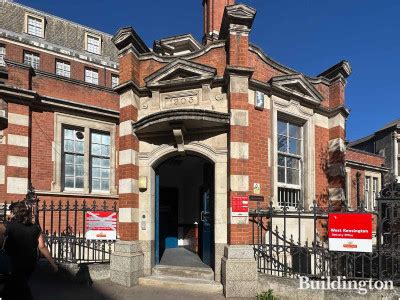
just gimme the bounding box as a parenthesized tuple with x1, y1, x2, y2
(152, 265, 214, 280)
(138, 275, 223, 294)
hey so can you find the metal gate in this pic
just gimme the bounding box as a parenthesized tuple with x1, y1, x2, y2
(377, 180, 400, 284)
(250, 179, 400, 284)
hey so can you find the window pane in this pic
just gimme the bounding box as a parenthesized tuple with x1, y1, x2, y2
(92, 143, 101, 156)
(278, 120, 287, 135)
(289, 138, 301, 155)
(76, 141, 84, 154)
(278, 155, 285, 167)
(92, 179, 100, 191)
(287, 157, 299, 169)
(102, 134, 110, 145)
(93, 157, 101, 167)
(65, 177, 74, 188)
(64, 140, 74, 152)
(76, 177, 84, 189)
(76, 155, 84, 165)
(101, 168, 110, 179)
(278, 167, 285, 183)
(278, 135, 287, 152)
(64, 129, 73, 139)
(287, 169, 299, 185)
(75, 165, 84, 176)
(92, 133, 101, 144)
(65, 165, 74, 176)
(92, 167, 101, 178)
(101, 180, 109, 191)
(101, 158, 110, 168)
(65, 154, 74, 164)
(289, 124, 301, 139)
(101, 145, 110, 157)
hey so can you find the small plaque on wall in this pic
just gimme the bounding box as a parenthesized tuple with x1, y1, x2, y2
(249, 195, 264, 202)
(255, 91, 265, 110)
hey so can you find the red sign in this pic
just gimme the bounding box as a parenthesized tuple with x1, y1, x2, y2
(328, 213, 373, 253)
(231, 196, 249, 217)
(85, 211, 117, 240)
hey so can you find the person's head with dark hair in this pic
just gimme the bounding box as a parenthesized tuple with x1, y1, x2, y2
(9, 201, 32, 225)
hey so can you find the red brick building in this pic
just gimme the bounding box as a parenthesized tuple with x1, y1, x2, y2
(0, 0, 388, 297)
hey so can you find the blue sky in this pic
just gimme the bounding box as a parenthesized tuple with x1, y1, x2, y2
(17, 0, 400, 141)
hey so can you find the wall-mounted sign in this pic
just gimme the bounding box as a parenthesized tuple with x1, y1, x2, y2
(255, 91, 264, 110)
(249, 195, 264, 202)
(231, 196, 249, 217)
(85, 211, 117, 240)
(328, 213, 372, 253)
(253, 183, 261, 194)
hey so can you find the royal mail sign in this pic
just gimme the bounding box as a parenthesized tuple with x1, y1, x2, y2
(85, 211, 117, 240)
(231, 196, 249, 218)
(328, 213, 373, 253)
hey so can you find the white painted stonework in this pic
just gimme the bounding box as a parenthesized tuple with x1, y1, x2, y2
(0, 165, 4, 185)
(119, 149, 138, 166)
(119, 178, 139, 194)
(7, 177, 28, 194)
(230, 175, 249, 192)
(8, 113, 29, 126)
(230, 109, 248, 126)
(7, 156, 28, 168)
(231, 142, 249, 160)
(119, 207, 139, 223)
(119, 120, 133, 137)
(7, 134, 28, 147)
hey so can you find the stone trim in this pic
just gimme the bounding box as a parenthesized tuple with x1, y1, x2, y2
(0, 165, 4, 185)
(52, 113, 117, 195)
(7, 155, 28, 168)
(133, 109, 230, 133)
(8, 113, 29, 126)
(7, 134, 29, 147)
(271, 96, 316, 208)
(7, 177, 28, 194)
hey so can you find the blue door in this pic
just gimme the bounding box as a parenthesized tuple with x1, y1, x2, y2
(199, 187, 212, 266)
(155, 174, 160, 264)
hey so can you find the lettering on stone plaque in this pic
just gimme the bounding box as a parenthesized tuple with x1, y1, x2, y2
(162, 92, 199, 109)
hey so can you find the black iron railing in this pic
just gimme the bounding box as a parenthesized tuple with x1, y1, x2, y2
(1, 191, 117, 264)
(250, 200, 381, 282)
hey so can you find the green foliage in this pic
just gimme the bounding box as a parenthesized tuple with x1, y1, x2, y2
(257, 289, 277, 300)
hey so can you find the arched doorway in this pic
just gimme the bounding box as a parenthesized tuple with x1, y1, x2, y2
(155, 154, 215, 269)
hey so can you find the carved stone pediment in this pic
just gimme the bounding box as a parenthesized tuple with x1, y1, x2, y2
(271, 74, 324, 105)
(144, 59, 217, 89)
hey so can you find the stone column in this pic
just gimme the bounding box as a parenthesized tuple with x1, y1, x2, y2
(222, 245, 257, 298)
(110, 88, 144, 287)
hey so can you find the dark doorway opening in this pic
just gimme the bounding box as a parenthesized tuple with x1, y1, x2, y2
(155, 155, 214, 269)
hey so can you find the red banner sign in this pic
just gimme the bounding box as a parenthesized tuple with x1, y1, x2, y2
(231, 196, 249, 217)
(85, 211, 117, 240)
(328, 213, 373, 253)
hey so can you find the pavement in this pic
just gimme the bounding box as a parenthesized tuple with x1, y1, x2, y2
(29, 265, 228, 300)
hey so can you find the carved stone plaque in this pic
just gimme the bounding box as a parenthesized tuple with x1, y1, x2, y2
(162, 91, 199, 109)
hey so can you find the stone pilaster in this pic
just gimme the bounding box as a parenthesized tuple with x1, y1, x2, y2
(6, 102, 30, 201)
(221, 245, 258, 298)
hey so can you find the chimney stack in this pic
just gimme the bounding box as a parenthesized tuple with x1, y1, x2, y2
(203, 0, 235, 44)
